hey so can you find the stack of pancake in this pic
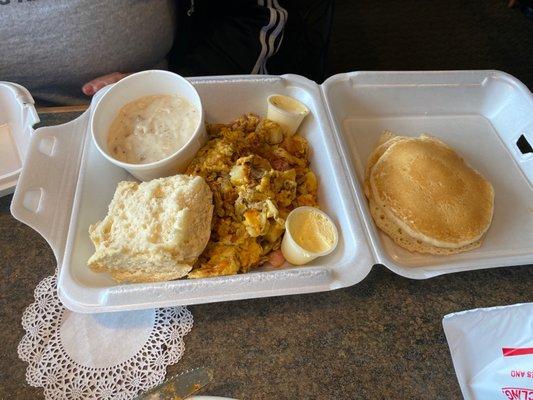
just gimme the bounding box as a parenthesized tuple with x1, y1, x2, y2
(364, 132, 494, 255)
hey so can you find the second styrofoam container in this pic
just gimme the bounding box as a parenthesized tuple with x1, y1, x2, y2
(0, 82, 38, 197)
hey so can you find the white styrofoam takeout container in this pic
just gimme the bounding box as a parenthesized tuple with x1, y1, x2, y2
(10, 71, 533, 313)
(0, 82, 39, 197)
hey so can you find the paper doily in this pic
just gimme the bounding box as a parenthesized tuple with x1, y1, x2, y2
(18, 275, 193, 400)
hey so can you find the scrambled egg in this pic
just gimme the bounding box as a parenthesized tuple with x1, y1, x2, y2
(186, 114, 319, 278)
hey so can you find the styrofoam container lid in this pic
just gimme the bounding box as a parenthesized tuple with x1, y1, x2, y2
(0, 82, 39, 197)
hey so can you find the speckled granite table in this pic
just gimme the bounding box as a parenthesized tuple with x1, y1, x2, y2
(1, 111, 532, 400)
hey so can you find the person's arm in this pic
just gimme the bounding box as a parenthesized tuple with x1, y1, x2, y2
(169, 0, 287, 76)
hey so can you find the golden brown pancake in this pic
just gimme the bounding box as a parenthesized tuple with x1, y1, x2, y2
(369, 135, 494, 249)
(364, 133, 409, 198)
(368, 197, 482, 255)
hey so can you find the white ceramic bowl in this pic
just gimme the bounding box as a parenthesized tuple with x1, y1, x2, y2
(90, 70, 206, 181)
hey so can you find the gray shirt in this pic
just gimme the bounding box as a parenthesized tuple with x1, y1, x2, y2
(0, 0, 176, 105)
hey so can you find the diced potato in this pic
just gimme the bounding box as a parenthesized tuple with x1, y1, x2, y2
(264, 220, 285, 243)
(257, 119, 284, 144)
(243, 209, 267, 237)
(298, 171, 318, 195)
(230, 164, 247, 186)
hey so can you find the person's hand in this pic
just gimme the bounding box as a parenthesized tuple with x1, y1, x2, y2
(82, 72, 130, 96)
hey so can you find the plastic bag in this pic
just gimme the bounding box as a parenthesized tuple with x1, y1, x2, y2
(443, 303, 533, 400)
